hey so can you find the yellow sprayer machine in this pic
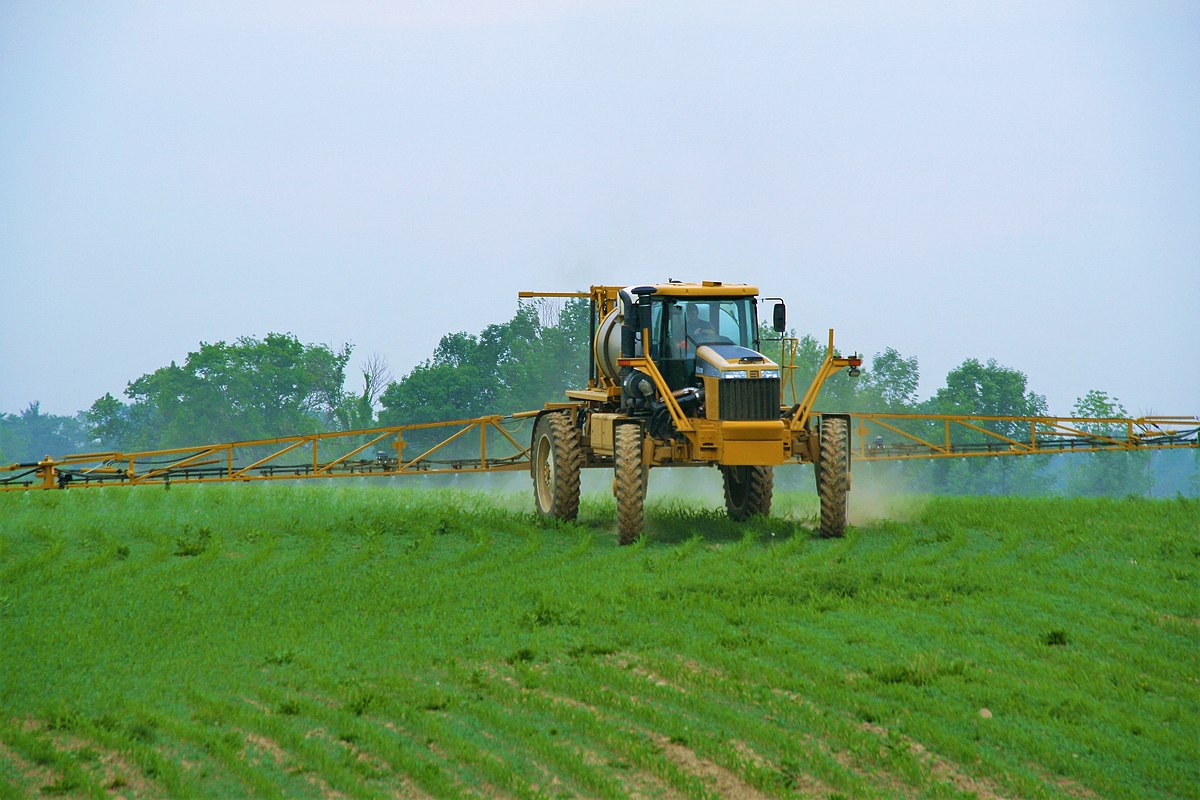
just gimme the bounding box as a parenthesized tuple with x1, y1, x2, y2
(3, 281, 1197, 545)
(522, 282, 862, 542)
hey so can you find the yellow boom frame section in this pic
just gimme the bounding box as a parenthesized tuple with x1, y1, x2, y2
(849, 413, 1199, 461)
(0, 413, 539, 492)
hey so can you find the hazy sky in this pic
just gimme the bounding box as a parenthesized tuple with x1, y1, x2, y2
(2, 1, 1197, 419)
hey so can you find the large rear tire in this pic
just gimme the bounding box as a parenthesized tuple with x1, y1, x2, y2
(531, 412, 581, 521)
(720, 465, 773, 521)
(614, 424, 646, 545)
(816, 416, 849, 538)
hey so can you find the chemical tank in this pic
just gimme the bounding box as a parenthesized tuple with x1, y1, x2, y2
(594, 308, 623, 382)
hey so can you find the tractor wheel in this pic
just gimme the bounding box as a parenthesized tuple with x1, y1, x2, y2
(531, 412, 581, 521)
(614, 424, 647, 545)
(720, 465, 774, 521)
(816, 416, 849, 538)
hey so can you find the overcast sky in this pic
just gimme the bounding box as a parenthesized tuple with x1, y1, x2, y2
(2, 1, 1197, 420)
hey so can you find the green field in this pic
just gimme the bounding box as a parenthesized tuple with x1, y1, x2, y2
(1, 483, 1196, 799)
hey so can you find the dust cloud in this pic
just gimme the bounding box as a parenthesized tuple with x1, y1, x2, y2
(350, 460, 926, 529)
(846, 462, 928, 526)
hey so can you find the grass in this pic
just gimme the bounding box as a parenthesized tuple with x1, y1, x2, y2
(0, 481, 1196, 798)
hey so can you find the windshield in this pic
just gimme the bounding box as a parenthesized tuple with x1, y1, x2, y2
(650, 297, 757, 360)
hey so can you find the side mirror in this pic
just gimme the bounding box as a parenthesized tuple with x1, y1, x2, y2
(772, 302, 787, 333)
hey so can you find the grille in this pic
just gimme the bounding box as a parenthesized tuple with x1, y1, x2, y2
(719, 378, 781, 421)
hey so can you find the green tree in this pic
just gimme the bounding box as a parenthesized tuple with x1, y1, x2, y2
(861, 348, 920, 411)
(89, 334, 352, 450)
(379, 359, 495, 425)
(916, 358, 1051, 494)
(380, 299, 590, 428)
(378, 300, 590, 457)
(927, 358, 1048, 422)
(0, 402, 88, 462)
(1064, 389, 1152, 496)
(331, 354, 393, 431)
(760, 328, 910, 413)
(85, 393, 134, 451)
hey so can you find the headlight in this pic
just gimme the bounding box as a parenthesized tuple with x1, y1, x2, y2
(722, 370, 748, 380)
(759, 369, 780, 379)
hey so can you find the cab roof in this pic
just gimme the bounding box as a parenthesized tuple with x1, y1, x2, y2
(634, 281, 759, 298)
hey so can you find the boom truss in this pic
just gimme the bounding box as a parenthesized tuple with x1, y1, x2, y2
(2, 411, 1195, 492)
(0, 413, 539, 491)
(849, 414, 1199, 461)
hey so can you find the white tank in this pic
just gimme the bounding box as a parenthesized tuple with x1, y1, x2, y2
(594, 308, 623, 381)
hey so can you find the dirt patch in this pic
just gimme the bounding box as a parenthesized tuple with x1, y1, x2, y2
(1026, 763, 1102, 800)
(382, 720, 452, 764)
(730, 740, 833, 799)
(631, 665, 683, 692)
(374, 721, 465, 799)
(468, 781, 514, 799)
(770, 687, 825, 714)
(756, 706, 916, 799)
(673, 656, 726, 680)
(622, 766, 690, 800)
(241, 730, 346, 800)
(242, 731, 289, 769)
(525, 757, 572, 799)
(610, 655, 692, 695)
(0, 738, 56, 796)
(16, 717, 159, 798)
(241, 696, 273, 715)
(1051, 774, 1102, 800)
(305, 726, 394, 777)
(388, 776, 437, 800)
(569, 741, 687, 800)
(482, 663, 602, 716)
(481, 667, 736, 800)
(859, 722, 1013, 800)
(655, 734, 772, 800)
(90, 743, 159, 798)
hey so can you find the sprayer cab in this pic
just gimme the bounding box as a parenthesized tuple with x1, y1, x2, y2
(597, 282, 784, 420)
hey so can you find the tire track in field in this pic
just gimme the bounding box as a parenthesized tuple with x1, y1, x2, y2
(599, 653, 1023, 800)
(238, 727, 347, 800)
(859, 721, 1014, 800)
(478, 663, 700, 798)
(484, 658, 804, 798)
(571, 656, 849, 797)
(653, 733, 774, 800)
(261, 684, 489, 797)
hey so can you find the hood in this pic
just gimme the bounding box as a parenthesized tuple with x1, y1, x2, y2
(694, 345, 778, 377)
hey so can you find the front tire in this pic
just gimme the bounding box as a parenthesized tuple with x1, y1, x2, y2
(721, 465, 773, 521)
(532, 412, 581, 521)
(614, 424, 646, 545)
(816, 416, 849, 538)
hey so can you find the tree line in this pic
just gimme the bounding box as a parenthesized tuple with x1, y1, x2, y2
(2, 299, 1192, 495)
